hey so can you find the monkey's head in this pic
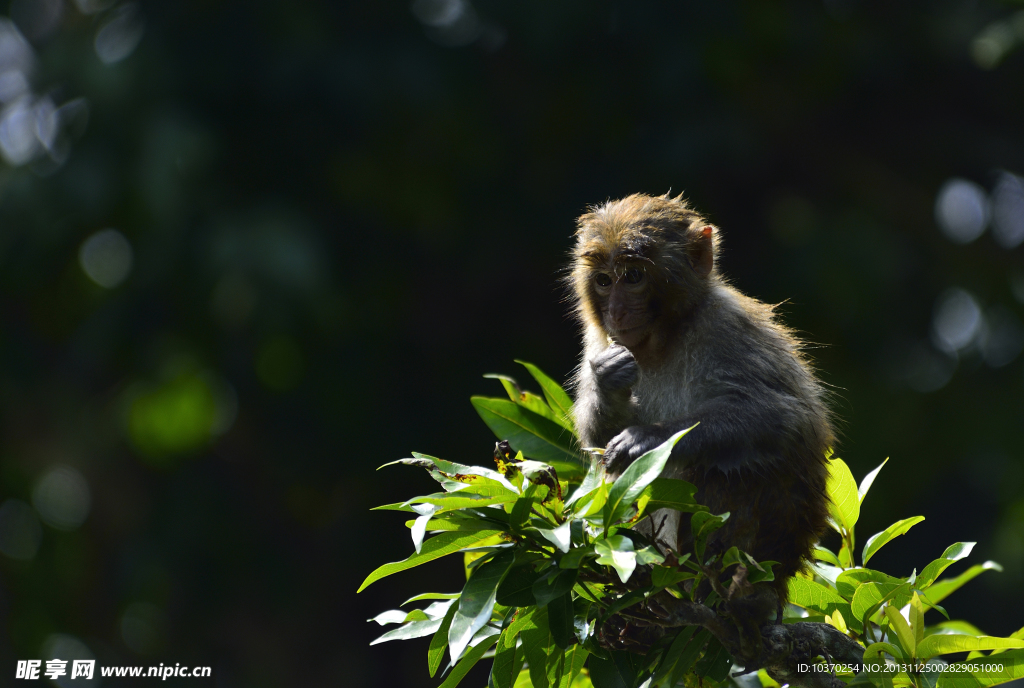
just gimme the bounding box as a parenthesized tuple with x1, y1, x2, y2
(570, 193, 720, 361)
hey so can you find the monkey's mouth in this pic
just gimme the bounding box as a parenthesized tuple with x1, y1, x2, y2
(611, 325, 648, 349)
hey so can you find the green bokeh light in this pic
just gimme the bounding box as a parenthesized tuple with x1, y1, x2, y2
(127, 375, 218, 463)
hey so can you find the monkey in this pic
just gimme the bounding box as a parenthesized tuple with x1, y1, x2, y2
(568, 192, 834, 631)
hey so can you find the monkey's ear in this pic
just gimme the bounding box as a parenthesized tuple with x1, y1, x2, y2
(690, 226, 715, 277)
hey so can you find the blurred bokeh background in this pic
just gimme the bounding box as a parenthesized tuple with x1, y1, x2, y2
(0, 0, 1022, 685)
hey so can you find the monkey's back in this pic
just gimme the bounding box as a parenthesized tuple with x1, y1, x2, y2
(636, 284, 832, 600)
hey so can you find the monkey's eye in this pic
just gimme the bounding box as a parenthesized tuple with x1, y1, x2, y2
(594, 273, 612, 287)
(624, 267, 644, 284)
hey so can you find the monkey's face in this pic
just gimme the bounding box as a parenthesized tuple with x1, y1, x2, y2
(572, 194, 718, 362)
(590, 261, 655, 350)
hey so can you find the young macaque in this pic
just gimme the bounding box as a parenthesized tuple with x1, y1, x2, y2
(569, 193, 834, 620)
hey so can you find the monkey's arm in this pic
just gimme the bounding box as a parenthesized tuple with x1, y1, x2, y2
(573, 344, 639, 449)
(603, 388, 814, 475)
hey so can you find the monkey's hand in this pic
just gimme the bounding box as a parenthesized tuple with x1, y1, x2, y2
(603, 425, 672, 475)
(590, 344, 639, 393)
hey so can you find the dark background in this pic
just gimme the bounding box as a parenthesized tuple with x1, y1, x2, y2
(1, 0, 1022, 686)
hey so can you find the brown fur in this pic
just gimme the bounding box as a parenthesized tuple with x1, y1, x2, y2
(569, 192, 833, 606)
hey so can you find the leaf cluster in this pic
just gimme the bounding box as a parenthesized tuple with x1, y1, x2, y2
(359, 363, 1023, 688)
(798, 457, 1024, 688)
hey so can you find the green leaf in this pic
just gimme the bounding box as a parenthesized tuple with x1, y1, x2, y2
(439, 634, 500, 688)
(862, 516, 925, 565)
(516, 389, 574, 433)
(917, 590, 950, 621)
(589, 650, 644, 688)
(863, 642, 900, 688)
(533, 567, 578, 607)
(559, 545, 595, 570)
(604, 427, 695, 527)
(936, 648, 1024, 688)
(565, 459, 603, 507)
(838, 540, 854, 568)
(410, 504, 439, 553)
(402, 591, 461, 605)
(917, 635, 1024, 660)
(369, 609, 411, 625)
(497, 566, 542, 607)
(747, 560, 778, 584)
(489, 373, 574, 436)
(404, 491, 518, 512)
(490, 626, 525, 688)
(521, 607, 565, 688)
(852, 581, 912, 629)
(471, 396, 582, 475)
(635, 545, 665, 566)
(925, 561, 1002, 604)
(835, 568, 904, 601)
(412, 452, 520, 493)
(547, 591, 576, 649)
(431, 470, 509, 495)
(595, 535, 637, 583)
(695, 635, 732, 682)
(516, 360, 575, 423)
(405, 514, 496, 533)
(571, 597, 594, 645)
(652, 626, 698, 688)
(371, 501, 423, 513)
(918, 543, 976, 588)
(722, 546, 759, 570)
(538, 520, 573, 553)
(557, 643, 590, 688)
(376, 490, 517, 512)
(867, 641, 904, 660)
(484, 374, 521, 402)
(429, 600, 460, 677)
(504, 607, 540, 646)
(669, 629, 711, 687)
(408, 604, 446, 622)
(429, 469, 478, 493)
(449, 550, 516, 663)
(576, 481, 610, 523)
(827, 457, 860, 535)
(926, 621, 987, 638)
(509, 496, 535, 531)
(827, 609, 849, 635)
(370, 617, 444, 645)
(650, 563, 694, 588)
(885, 605, 917, 658)
(358, 530, 505, 592)
(811, 561, 844, 587)
(788, 576, 860, 633)
(460, 508, 512, 527)
(787, 577, 850, 615)
(376, 457, 431, 471)
(635, 477, 704, 515)
(814, 546, 842, 567)
(910, 592, 926, 646)
(858, 458, 889, 503)
(691, 511, 729, 564)
(518, 460, 561, 497)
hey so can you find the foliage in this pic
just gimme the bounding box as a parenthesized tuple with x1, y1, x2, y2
(360, 363, 1023, 688)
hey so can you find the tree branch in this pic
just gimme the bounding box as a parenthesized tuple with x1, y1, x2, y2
(597, 591, 865, 688)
